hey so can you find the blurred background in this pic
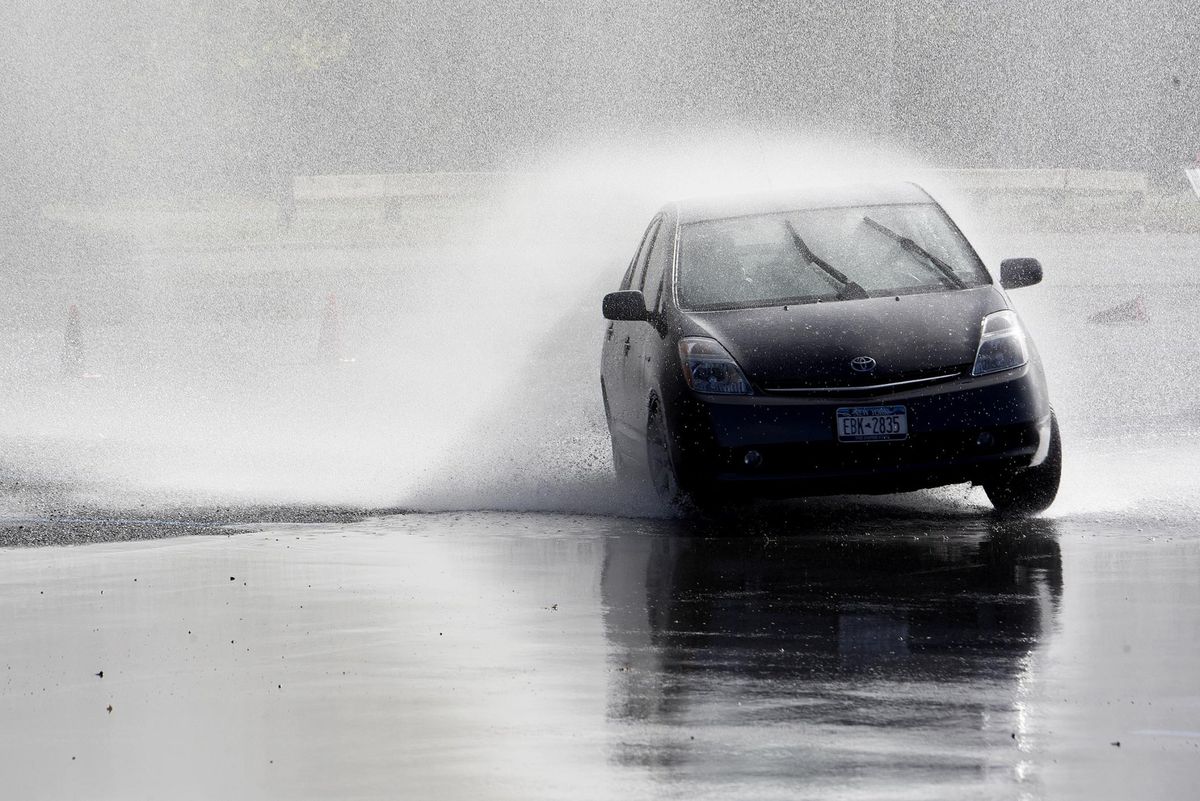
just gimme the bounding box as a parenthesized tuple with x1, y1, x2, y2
(3, 0, 1198, 202)
(0, 0, 1197, 516)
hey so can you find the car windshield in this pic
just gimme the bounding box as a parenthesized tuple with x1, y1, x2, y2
(678, 203, 991, 310)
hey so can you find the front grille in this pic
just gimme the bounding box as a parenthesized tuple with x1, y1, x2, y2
(762, 364, 971, 396)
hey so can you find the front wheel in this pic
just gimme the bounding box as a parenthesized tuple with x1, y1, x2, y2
(611, 437, 636, 484)
(646, 404, 733, 518)
(983, 415, 1062, 517)
(646, 403, 684, 507)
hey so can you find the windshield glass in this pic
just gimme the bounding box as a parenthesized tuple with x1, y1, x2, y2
(678, 203, 991, 310)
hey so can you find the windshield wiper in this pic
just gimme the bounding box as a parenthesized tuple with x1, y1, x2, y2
(782, 220, 870, 301)
(861, 216, 967, 290)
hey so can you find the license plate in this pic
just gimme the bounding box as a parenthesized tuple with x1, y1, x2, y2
(836, 406, 908, 442)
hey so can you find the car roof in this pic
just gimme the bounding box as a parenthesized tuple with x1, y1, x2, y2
(672, 182, 934, 224)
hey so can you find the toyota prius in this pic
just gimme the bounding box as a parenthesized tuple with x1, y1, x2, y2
(600, 183, 1060, 515)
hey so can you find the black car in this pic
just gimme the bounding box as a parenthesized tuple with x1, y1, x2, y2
(600, 183, 1060, 515)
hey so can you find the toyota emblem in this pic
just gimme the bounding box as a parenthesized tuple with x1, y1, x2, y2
(850, 356, 877, 373)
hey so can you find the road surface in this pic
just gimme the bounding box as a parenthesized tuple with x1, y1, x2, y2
(1, 503, 1198, 800)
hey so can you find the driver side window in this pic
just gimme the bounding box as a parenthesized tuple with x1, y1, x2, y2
(622, 217, 662, 291)
(640, 219, 673, 312)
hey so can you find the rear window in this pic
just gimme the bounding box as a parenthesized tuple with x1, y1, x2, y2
(678, 203, 990, 310)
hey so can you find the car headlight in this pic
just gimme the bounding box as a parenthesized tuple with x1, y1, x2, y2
(678, 337, 753, 395)
(971, 310, 1029, 376)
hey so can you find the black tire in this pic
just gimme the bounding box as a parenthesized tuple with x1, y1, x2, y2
(646, 402, 685, 508)
(603, 383, 635, 484)
(984, 415, 1062, 517)
(645, 404, 734, 519)
(611, 437, 635, 483)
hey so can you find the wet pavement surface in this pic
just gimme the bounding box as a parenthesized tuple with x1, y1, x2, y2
(2, 506, 1197, 800)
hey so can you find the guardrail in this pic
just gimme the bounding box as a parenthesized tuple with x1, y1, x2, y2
(931, 168, 1149, 196)
(293, 172, 532, 202)
(296, 168, 1155, 206)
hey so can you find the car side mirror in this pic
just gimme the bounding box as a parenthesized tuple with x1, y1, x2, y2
(603, 290, 649, 321)
(1000, 258, 1043, 290)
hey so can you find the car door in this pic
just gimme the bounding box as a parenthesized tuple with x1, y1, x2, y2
(603, 217, 661, 449)
(624, 214, 674, 440)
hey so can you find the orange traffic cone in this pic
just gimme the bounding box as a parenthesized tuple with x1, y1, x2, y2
(1087, 295, 1147, 325)
(62, 304, 85, 376)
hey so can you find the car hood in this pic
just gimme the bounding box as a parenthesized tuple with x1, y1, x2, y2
(683, 287, 1009, 389)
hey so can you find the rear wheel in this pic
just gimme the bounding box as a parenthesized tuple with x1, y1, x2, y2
(984, 415, 1062, 517)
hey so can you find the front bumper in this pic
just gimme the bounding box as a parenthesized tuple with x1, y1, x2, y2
(670, 366, 1052, 497)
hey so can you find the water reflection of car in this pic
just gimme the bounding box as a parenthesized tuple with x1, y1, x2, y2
(601, 517, 1062, 778)
(600, 183, 1060, 515)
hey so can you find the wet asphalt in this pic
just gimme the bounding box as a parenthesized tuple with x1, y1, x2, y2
(1, 504, 1197, 800)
